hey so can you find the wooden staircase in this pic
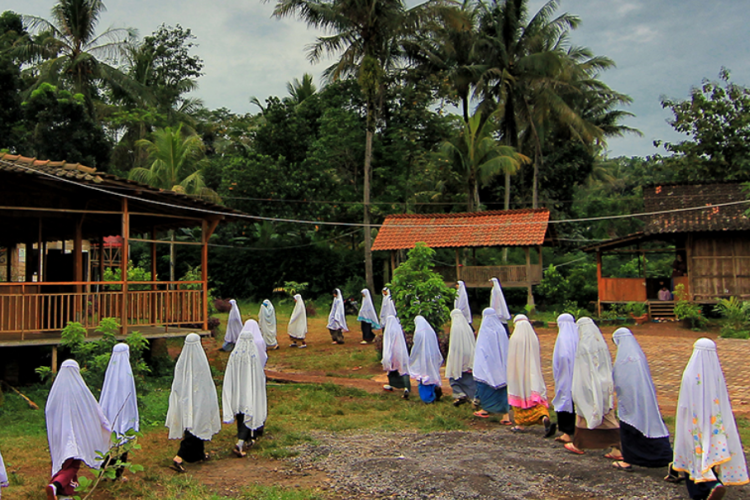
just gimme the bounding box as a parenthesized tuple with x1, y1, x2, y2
(649, 300, 676, 320)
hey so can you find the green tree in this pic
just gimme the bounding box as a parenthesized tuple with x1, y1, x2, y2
(0, 11, 29, 152)
(440, 109, 528, 211)
(655, 69, 750, 182)
(285, 73, 317, 105)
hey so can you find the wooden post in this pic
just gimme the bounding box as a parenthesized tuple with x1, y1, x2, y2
(390, 251, 396, 276)
(524, 247, 534, 312)
(151, 227, 158, 325)
(25, 241, 34, 282)
(201, 219, 220, 332)
(98, 237, 105, 284)
(37, 218, 43, 281)
(686, 234, 693, 301)
(5, 245, 11, 281)
(596, 249, 603, 316)
(51, 346, 58, 374)
(455, 248, 461, 282)
(121, 199, 129, 336)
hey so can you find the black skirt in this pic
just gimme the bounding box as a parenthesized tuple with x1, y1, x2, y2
(177, 431, 206, 463)
(388, 370, 411, 390)
(362, 321, 375, 342)
(557, 410, 576, 436)
(620, 421, 672, 468)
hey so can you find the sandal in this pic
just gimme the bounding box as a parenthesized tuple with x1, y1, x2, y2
(604, 452, 624, 460)
(706, 484, 727, 500)
(510, 426, 525, 433)
(499, 419, 513, 426)
(232, 445, 246, 458)
(473, 410, 490, 418)
(170, 460, 186, 473)
(612, 461, 633, 472)
(663, 463, 684, 483)
(564, 442, 585, 455)
(543, 417, 557, 438)
(203, 452, 210, 461)
(554, 436, 572, 444)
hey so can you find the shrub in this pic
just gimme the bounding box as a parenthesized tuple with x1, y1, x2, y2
(625, 301, 648, 317)
(673, 284, 708, 330)
(714, 297, 750, 339)
(103, 261, 151, 291)
(537, 264, 571, 308)
(389, 243, 455, 336)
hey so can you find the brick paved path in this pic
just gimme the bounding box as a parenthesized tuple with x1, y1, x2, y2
(536, 322, 750, 417)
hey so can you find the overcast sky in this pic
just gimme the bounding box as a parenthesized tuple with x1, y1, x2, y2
(8, 0, 750, 158)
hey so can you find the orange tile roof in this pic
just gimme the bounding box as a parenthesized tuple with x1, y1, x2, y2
(371, 209, 550, 251)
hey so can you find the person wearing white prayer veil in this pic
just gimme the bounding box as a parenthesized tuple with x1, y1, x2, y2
(99, 343, 139, 479)
(259, 299, 278, 350)
(379, 287, 397, 327)
(357, 288, 381, 344)
(565, 317, 622, 459)
(446, 309, 476, 406)
(223, 299, 243, 351)
(610, 328, 671, 472)
(471, 308, 511, 423)
(552, 313, 578, 444)
(0, 449, 7, 499)
(45, 359, 112, 500)
(327, 289, 348, 344)
(241, 320, 268, 368)
(223, 327, 268, 458)
(381, 315, 411, 399)
(489, 278, 511, 335)
(287, 294, 307, 348)
(507, 318, 555, 437)
(166, 333, 221, 473)
(670, 338, 748, 500)
(454, 280, 472, 327)
(408, 316, 444, 404)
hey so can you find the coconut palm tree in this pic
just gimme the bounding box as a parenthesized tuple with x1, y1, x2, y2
(18, 0, 137, 116)
(286, 73, 317, 104)
(441, 109, 528, 211)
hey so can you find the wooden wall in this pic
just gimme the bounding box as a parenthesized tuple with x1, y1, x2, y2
(690, 233, 750, 301)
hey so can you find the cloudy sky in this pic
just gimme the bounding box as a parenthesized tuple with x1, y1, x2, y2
(9, 0, 750, 158)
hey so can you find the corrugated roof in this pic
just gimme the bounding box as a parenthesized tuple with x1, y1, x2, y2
(371, 209, 550, 251)
(643, 183, 750, 234)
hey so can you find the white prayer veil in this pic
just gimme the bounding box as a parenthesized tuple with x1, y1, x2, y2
(0, 449, 7, 492)
(357, 289, 381, 329)
(445, 309, 475, 380)
(408, 316, 444, 385)
(225, 299, 243, 344)
(287, 294, 307, 339)
(379, 287, 397, 327)
(612, 328, 668, 438)
(222, 331, 268, 430)
(489, 278, 511, 323)
(571, 317, 614, 429)
(165, 334, 221, 440)
(673, 338, 749, 485)
(472, 308, 509, 389)
(513, 314, 528, 323)
(327, 289, 348, 331)
(241, 320, 268, 367)
(454, 281, 472, 324)
(46, 359, 112, 475)
(258, 300, 277, 347)
(507, 319, 547, 409)
(552, 313, 578, 413)
(99, 343, 139, 440)
(381, 315, 410, 375)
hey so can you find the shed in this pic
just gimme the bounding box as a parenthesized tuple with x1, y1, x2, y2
(371, 209, 551, 303)
(582, 182, 750, 316)
(0, 154, 241, 358)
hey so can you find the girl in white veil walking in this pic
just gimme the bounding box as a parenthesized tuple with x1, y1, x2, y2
(552, 313, 578, 443)
(446, 309, 476, 406)
(327, 289, 348, 344)
(0, 449, 7, 498)
(166, 334, 221, 473)
(409, 316, 444, 404)
(223, 299, 243, 351)
(454, 281, 472, 327)
(381, 315, 411, 398)
(357, 288, 381, 344)
(379, 287, 397, 327)
(259, 299, 278, 350)
(489, 278, 511, 335)
(287, 294, 308, 348)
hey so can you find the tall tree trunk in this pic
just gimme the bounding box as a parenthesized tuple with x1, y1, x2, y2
(532, 157, 538, 209)
(502, 172, 510, 262)
(364, 124, 375, 293)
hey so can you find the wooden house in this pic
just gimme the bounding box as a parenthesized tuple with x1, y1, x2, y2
(0, 154, 240, 363)
(583, 182, 750, 316)
(371, 209, 551, 304)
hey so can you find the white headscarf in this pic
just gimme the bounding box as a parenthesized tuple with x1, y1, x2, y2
(513, 314, 528, 323)
(472, 308, 509, 389)
(571, 317, 614, 429)
(408, 316, 444, 385)
(287, 294, 307, 339)
(241, 320, 268, 367)
(258, 300, 277, 347)
(612, 328, 668, 438)
(379, 288, 397, 327)
(552, 313, 578, 413)
(99, 343, 139, 440)
(454, 281, 472, 324)
(445, 309, 475, 380)
(327, 289, 348, 331)
(46, 359, 112, 475)
(507, 319, 547, 409)
(165, 334, 221, 440)
(357, 289, 381, 329)
(225, 299, 243, 344)
(381, 315, 409, 375)
(489, 278, 511, 323)
(222, 331, 268, 430)
(673, 338, 749, 485)
(0, 449, 7, 492)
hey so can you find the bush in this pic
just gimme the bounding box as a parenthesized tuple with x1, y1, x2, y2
(103, 261, 152, 291)
(673, 284, 708, 330)
(537, 264, 571, 308)
(714, 297, 750, 339)
(625, 301, 648, 317)
(389, 243, 455, 336)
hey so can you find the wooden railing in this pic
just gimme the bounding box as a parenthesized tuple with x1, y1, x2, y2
(435, 265, 543, 287)
(0, 281, 204, 338)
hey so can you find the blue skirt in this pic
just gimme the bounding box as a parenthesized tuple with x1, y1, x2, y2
(476, 381, 508, 414)
(418, 383, 438, 404)
(449, 371, 477, 400)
